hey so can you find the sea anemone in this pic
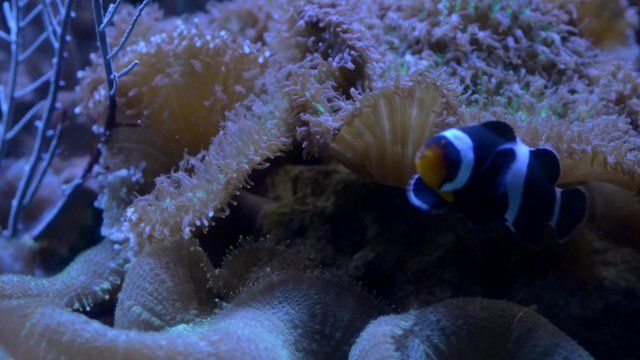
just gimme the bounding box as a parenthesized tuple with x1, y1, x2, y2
(77, 10, 270, 178)
(329, 74, 460, 188)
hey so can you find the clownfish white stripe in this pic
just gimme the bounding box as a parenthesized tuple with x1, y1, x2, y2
(440, 128, 474, 192)
(549, 188, 562, 227)
(503, 140, 529, 229)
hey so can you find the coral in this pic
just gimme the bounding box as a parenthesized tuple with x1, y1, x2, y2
(114, 238, 215, 330)
(74, 4, 297, 251)
(0, 239, 127, 311)
(0, 266, 593, 359)
(350, 297, 592, 359)
(1, 0, 638, 358)
(583, 181, 640, 248)
(0, 159, 62, 237)
(205, 0, 281, 44)
(0, 271, 384, 359)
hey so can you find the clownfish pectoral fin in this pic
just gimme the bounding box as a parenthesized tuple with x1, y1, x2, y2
(407, 174, 450, 213)
(529, 148, 561, 186)
(478, 121, 517, 142)
(550, 187, 588, 242)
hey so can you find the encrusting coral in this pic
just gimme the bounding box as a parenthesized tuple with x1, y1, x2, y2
(0, 236, 591, 359)
(0, 239, 127, 311)
(114, 239, 216, 330)
(0, 235, 384, 359)
(350, 297, 593, 360)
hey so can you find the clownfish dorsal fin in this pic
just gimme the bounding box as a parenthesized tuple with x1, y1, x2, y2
(551, 187, 588, 242)
(529, 148, 561, 185)
(407, 174, 450, 213)
(478, 121, 517, 142)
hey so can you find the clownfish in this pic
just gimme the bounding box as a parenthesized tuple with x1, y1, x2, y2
(407, 121, 588, 246)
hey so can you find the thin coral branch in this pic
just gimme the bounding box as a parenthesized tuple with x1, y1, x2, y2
(107, 0, 150, 60)
(109, 60, 138, 96)
(23, 119, 62, 206)
(18, 30, 47, 61)
(91, 0, 148, 142)
(0, 0, 21, 167)
(5, 0, 74, 239)
(41, 1, 59, 47)
(13, 69, 52, 97)
(18, 2, 41, 27)
(98, 0, 122, 32)
(0, 85, 6, 114)
(5, 100, 45, 140)
(42, 0, 60, 35)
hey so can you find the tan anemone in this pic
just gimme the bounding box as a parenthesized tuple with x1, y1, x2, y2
(559, 0, 638, 49)
(77, 13, 269, 178)
(329, 75, 461, 188)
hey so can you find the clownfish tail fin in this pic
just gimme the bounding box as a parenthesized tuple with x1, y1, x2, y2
(550, 187, 589, 242)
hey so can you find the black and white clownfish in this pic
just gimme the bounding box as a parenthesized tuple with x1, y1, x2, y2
(406, 120, 588, 246)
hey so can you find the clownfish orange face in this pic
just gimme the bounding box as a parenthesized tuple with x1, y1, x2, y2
(415, 140, 454, 203)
